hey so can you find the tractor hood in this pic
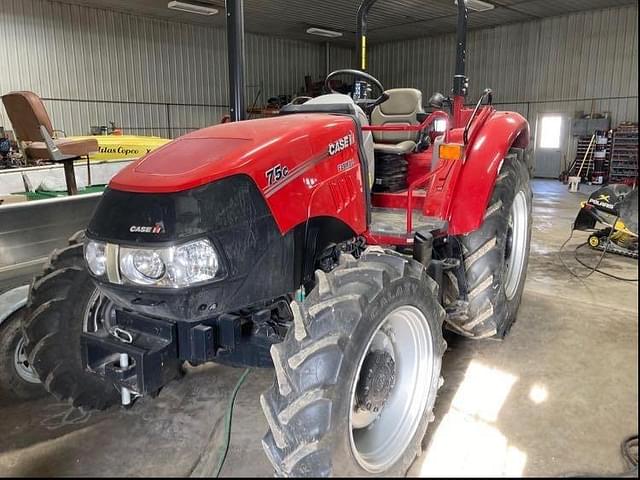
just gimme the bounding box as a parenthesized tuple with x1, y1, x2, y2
(109, 114, 355, 194)
(92, 109, 366, 246)
(86, 112, 367, 321)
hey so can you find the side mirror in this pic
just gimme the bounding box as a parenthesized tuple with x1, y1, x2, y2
(429, 92, 446, 109)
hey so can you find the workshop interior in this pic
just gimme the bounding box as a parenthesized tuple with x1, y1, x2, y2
(0, 0, 637, 477)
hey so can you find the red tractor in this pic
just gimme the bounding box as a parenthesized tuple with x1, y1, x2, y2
(22, 0, 532, 476)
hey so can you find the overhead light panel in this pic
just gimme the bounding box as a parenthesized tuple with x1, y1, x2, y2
(455, 0, 495, 12)
(168, 1, 219, 16)
(306, 27, 343, 38)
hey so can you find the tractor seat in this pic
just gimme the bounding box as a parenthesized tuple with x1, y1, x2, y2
(371, 88, 424, 155)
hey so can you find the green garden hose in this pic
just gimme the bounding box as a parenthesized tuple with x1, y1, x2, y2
(213, 368, 252, 477)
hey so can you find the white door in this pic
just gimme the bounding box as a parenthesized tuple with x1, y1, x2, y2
(534, 114, 568, 178)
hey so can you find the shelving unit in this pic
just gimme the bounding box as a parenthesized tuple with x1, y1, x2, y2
(609, 123, 638, 184)
(569, 130, 610, 182)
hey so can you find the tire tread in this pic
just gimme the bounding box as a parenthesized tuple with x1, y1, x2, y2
(261, 249, 445, 477)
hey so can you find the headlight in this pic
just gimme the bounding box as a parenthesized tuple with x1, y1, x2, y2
(84, 240, 107, 277)
(119, 239, 220, 288)
(121, 250, 166, 284)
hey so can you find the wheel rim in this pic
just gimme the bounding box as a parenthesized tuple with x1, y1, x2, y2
(14, 336, 40, 384)
(504, 190, 529, 300)
(83, 289, 116, 333)
(349, 305, 435, 473)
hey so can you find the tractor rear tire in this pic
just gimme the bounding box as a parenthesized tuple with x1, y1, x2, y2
(261, 249, 445, 477)
(22, 232, 120, 410)
(446, 150, 532, 339)
(0, 309, 46, 401)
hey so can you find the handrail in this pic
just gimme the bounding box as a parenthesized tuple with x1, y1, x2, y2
(463, 88, 492, 144)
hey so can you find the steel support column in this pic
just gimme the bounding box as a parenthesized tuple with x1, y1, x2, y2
(226, 0, 246, 121)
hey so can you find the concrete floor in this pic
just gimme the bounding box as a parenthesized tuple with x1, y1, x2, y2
(0, 179, 637, 477)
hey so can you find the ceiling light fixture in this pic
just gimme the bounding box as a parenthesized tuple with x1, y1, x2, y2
(168, 1, 219, 16)
(306, 27, 343, 38)
(455, 0, 495, 12)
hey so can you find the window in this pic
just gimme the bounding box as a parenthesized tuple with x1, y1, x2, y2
(539, 115, 562, 149)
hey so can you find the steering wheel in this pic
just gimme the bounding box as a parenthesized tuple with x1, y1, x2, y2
(324, 69, 388, 113)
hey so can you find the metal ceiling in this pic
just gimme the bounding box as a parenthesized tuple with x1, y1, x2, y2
(56, 0, 637, 45)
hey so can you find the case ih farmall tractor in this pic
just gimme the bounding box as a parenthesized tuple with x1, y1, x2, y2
(22, 0, 532, 476)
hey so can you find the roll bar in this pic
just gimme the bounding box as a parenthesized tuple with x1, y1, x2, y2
(224, 0, 470, 123)
(356, 0, 470, 126)
(356, 0, 377, 71)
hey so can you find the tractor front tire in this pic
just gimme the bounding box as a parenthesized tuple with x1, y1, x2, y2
(446, 150, 532, 339)
(0, 309, 46, 401)
(22, 232, 119, 410)
(261, 249, 445, 477)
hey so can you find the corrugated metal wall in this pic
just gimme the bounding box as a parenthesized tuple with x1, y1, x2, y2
(0, 0, 352, 138)
(1, 0, 635, 140)
(369, 5, 638, 126)
(328, 44, 355, 73)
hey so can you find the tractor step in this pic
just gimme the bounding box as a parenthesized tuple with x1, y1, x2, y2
(369, 207, 446, 240)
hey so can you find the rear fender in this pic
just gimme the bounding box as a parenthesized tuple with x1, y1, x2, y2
(448, 111, 529, 235)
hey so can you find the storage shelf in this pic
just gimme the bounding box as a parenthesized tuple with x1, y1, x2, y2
(570, 130, 610, 181)
(608, 123, 638, 183)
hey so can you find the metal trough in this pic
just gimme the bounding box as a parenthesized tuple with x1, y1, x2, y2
(0, 193, 102, 290)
